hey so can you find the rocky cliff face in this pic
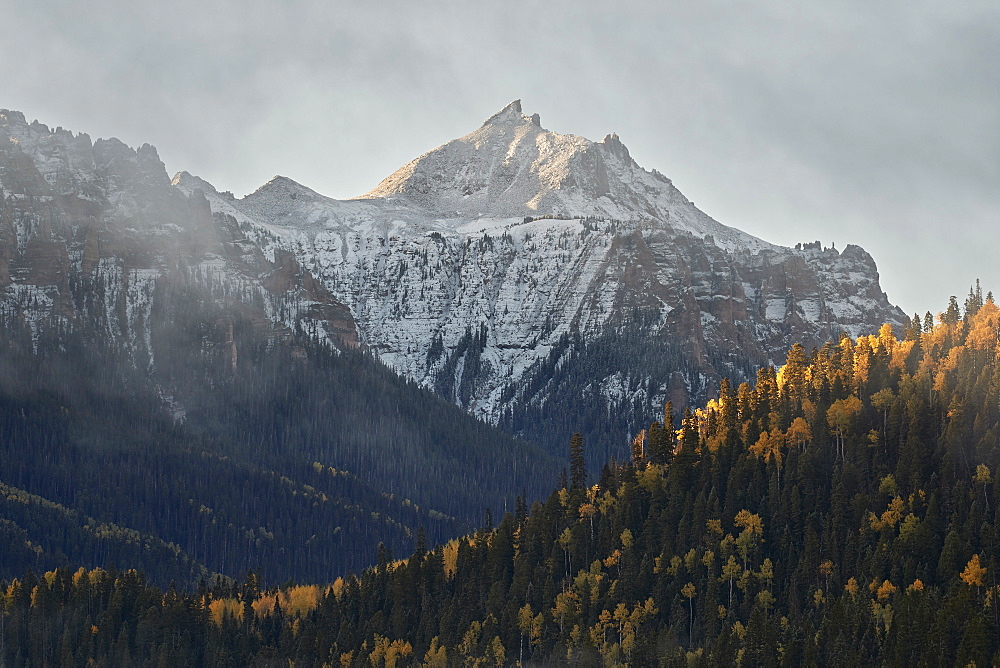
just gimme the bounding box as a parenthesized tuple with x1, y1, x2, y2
(0, 109, 357, 415)
(176, 101, 906, 456)
(0, 110, 578, 574)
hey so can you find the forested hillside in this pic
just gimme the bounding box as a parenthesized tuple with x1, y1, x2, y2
(0, 280, 558, 587)
(3, 290, 998, 665)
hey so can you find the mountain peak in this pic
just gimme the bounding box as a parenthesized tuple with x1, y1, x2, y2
(481, 99, 542, 128)
(252, 175, 310, 194)
(357, 100, 722, 234)
(601, 132, 631, 161)
(171, 170, 218, 195)
(484, 99, 521, 122)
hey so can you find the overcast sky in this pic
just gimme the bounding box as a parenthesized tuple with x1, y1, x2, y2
(3, 0, 997, 317)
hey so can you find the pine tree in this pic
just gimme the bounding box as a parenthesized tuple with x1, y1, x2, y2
(944, 296, 961, 325)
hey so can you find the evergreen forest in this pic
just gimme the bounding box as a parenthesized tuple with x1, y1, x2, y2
(3, 290, 1000, 665)
(0, 273, 558, 589)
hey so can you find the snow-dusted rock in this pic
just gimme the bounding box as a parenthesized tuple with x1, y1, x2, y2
(178, 102, 906, 434)
(0, 109, 358, 378)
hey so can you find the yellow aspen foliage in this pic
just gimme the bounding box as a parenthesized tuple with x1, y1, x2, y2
(876, 580, 897, 600)
(974, 463, 992, 485)
(758, 558, 774, 587)
(878, 474, 898, 497)
(889, 339, 915, 371)
(531, 613, 544, 646)
(877, 323, 896, 351)
(682, 582, 696, 600)
(881, 497, 905, 527)
(974, 464, 993, 505)
(720, 555, 742, 584)
(871, 601, 893, 635)
(283, 585, 321, 617)
(960, 554, 986, 587)
(631, 429, 646, 466)
(517, 604, 533, 634)
(458, 621, 482, 659)
(245, 586, 321, 620)
(368, 634, 412, 668)
(801, 397, 818, 426)
(734, 509, 764, 535)
(558, 527, 574, 551)
(487, 636, 506, 667)
(208, 598, 244, 626)
(331, 577, 346, 601)
(554, 591, 580, 632)
(442, 539, 459, 579)
(869, 496, 905, 531)
(898, 513, 921, 541)
(844, 577, 859, 597)
(620, 528, 634, 549)
(756, 589, 776, 609)
(621, 630, 636, 660)
(589, 610, 611, 650)
(737, 570, 753, 593)
(827, 396, 862, 457)
(719, 533, 736, 555)
(573, 567, 603, 603)
(907, 579, 924, 593)
(252, 593, 277, 618)
(870, 389, 895, 427)
(567, 624, 584, 659)
(786, 417, 812, 451)
(597, 491, 617, 516)
(423, 637, 447, 667)
(636, 463, 664, 492)
(964, 299, 1000, 349)
(684, 548, 698, 573)
(749, 431, 771, 460)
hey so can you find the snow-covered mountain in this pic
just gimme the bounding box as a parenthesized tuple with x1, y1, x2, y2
(0, 108, 357, 371)
(174, 100, 906, 455)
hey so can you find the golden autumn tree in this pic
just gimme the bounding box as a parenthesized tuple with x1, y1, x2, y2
(961, 554, 986, 588)
(827, 395, 862, 460)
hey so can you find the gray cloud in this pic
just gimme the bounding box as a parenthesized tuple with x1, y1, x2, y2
(2, 0, 997, 316)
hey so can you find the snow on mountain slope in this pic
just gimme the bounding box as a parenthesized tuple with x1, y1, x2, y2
(361, 100, 772, 254)
(0, 108, 358, 371)
(177, 101, 906, 440)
